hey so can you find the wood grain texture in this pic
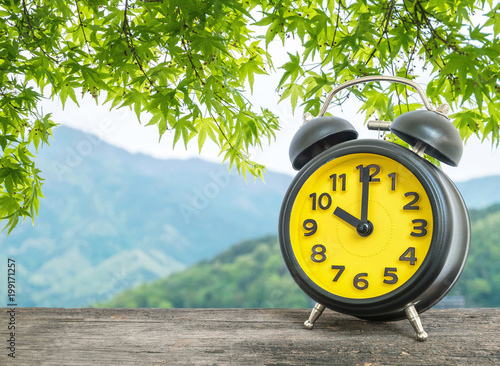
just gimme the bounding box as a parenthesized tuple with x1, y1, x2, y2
(1, 308, 499, 365)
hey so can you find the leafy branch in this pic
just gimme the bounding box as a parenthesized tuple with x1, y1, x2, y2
(0, 0, 498, 234)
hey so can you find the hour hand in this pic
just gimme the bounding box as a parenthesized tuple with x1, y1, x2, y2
(334, 207, 374, 237)
(333, 207, 362, 228)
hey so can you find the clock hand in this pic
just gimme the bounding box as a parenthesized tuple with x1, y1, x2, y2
(334, 206, 374, 237)
(333, 166, 374, 236)
(333, 207, 362, 228)
(360, 166, 370, 223)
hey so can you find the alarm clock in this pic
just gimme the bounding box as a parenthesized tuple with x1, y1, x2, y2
(279, 75, 470, 341)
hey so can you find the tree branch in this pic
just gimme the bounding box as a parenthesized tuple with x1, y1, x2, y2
(122, 0, 159, 93)
(19, 0, 58, 63)
(365, 0, 395, 66)
(75, 0, 90, 52)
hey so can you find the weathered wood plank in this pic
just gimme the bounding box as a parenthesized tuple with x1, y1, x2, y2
(1, 308, 499, 365)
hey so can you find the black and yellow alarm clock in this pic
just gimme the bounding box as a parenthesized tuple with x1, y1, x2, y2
(279, 76, 470, 341)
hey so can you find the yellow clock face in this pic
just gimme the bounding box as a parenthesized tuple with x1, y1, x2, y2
(289, 153, 434, 299)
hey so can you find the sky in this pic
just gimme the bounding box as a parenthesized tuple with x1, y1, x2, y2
(41, 39, 500, 183)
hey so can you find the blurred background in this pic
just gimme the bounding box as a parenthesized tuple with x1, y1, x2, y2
(1, 39, 499, 310)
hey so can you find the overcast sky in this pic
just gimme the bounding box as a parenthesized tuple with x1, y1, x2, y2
(41, 39, 500, 183)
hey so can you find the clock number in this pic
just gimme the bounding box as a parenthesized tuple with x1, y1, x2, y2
(330, 173, 346, 192)
(309, 193, 317, 210)
(388, 172, 396, 191)
(411, 219, 428, 237)
(356, 164, 380, 182)
(309, 192, 332, 210)
(331, 265, 345, 281)
(353, 273, 369, 290)
(399, 247, 417, 265)
(318, 193, 332, 210)
(311, 244, 326, 263)
(383, 267, 398, 284)
(303, 219, 317, 236)
(403, 192, 420, 210)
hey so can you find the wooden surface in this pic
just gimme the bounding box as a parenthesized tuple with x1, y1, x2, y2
(1, 307, 499, 365)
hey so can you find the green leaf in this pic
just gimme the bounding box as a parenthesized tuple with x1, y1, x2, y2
(277, 52, 302, 89)
(280, 83, 305, 112)
(171, 116, 197, 149)
(3, 213, 19, 235)
(0, 196, 19, 217)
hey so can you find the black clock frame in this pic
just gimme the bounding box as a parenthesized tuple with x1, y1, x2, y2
(279, 139, 470, 321)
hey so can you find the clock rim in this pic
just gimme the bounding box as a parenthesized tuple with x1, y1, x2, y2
(279, 139, 455, 319)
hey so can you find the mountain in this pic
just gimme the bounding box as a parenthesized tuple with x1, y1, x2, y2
(100, 236, 311, 309)
(0, 126, 292, 307)
(102, 204, 500, 309)
(1, 125, 499, 308)
(455, 175, 500, 209)
(449, 203, 500, 307)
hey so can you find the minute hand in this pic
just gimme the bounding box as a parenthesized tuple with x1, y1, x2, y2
(360, 166, 371, 223)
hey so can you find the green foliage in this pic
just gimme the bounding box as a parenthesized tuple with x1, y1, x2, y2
(99, 236, 311, 309)
(0, 0, 280, 232)
(1, 0, 499, 232)
(268, 0, 500, 141)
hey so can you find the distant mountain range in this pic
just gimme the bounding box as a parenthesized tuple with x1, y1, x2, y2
(1, 126, 292, 307)
(454, 175, 500, 209)
(0, 126, 498, 307)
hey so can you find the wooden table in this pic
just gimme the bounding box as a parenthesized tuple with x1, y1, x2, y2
(1, 307, 499, 365)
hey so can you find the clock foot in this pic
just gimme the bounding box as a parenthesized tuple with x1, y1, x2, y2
(304, 303, 325, 330)
(405, 304, 428, 341)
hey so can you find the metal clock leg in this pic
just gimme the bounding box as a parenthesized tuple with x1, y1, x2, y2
(304, 303, 325, 330)
(405, 304, 428, 341)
